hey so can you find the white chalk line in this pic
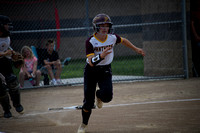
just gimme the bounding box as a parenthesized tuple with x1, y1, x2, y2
(21, 98, 200, 117)
(103, 98, 200, 108)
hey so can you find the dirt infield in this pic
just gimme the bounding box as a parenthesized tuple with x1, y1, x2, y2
(0, 78, 200, 133)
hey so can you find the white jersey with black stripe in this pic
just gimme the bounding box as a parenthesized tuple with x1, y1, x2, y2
(86, 33, 122, 66)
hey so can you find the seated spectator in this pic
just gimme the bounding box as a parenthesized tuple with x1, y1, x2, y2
(19, 46, 41, 87)
(41, 40, 62, 85)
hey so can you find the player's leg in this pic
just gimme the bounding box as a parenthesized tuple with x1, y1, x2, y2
(96, 65, 113, 108)
(5, 74, 24, 114)
(82, 65, 97, 124)
(97, 76, 113, 102)
(78, 64, 97, 133)
(0, 74, 12, 118)
(0, 93, 12, 118)
(0, 58, 24, 115)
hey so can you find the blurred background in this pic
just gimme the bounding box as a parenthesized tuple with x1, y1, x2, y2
(0, 0, 194, 88)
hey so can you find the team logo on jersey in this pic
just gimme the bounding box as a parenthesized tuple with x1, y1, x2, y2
(94, 44, 113, 52)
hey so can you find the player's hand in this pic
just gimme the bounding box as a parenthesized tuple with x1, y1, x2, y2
(100, 47, 112, 58)
(136, 48, 145, 56)
(5, 50, 13, 56)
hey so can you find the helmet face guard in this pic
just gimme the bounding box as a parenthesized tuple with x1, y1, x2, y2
(0, 15, 13, 37)
(92, 14, 114, 34)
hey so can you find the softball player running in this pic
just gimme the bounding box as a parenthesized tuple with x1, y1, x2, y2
(77, 13, 145, 133)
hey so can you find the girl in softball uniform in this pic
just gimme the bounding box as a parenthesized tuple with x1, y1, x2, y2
(78, 13, 145, 133)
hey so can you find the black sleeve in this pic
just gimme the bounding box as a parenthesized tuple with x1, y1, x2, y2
(114, 33, 122, 44)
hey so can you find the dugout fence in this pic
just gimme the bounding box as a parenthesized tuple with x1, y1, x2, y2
(0, 0, 189, 88)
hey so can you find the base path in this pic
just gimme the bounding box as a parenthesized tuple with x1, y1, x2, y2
(0, 78, 200, 133)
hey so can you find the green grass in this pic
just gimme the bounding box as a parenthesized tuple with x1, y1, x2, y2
(61, 59, 85, 78)
(13, 56, 144, 79)
(112, 56, 144, 76)
(61, 56, 144, 78)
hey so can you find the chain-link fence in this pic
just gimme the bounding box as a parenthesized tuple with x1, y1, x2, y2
(0, 0, 188, 88)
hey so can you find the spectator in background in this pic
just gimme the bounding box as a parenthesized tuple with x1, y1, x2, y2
(41, 40, 62, 85)
(19, 46, 41, 87)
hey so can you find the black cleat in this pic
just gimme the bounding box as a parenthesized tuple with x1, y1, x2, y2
(15, 105, 24, 114)
(4, 111, 12, 118)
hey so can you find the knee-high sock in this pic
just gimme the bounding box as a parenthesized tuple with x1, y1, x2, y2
(82, 109, 92, 125)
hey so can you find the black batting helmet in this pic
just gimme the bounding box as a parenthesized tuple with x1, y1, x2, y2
(92, 13, 113, 34)
(0, 15, 13, 37)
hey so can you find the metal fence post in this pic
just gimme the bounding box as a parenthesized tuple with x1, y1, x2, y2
(182, 0, 189, 79)
(85, 0, 90, 37)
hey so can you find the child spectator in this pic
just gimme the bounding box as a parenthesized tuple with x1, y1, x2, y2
(19, 46, 41, 87)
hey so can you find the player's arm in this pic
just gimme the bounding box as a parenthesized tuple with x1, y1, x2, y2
(121, 38, 145, 56)
(0, 50, 13, 57)
(87, 47, 112, 67)
(87, 54, 95, 67)
(0, 52, 5, 57)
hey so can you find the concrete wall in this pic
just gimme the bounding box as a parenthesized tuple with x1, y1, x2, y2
(143, 41, 184, 76)
(141, 0, 191, 76)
